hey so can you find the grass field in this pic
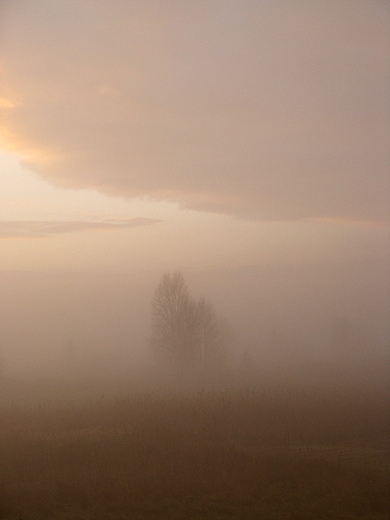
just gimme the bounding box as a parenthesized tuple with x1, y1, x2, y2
(0, 379, 389, 519)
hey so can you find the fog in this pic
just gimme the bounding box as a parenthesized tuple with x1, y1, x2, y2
(1, 258, 388, 386)
(1, 1, 388, 388)
(0, 2, 389, 516)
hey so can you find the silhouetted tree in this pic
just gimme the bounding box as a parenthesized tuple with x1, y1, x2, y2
(194, 297, 224, 370)
(150, 272, 225, 370)
(150, 272, 197, 365)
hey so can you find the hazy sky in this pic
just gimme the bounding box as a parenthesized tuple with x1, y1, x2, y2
(0, 1, 389, 378)
(0, 0, 389, 272)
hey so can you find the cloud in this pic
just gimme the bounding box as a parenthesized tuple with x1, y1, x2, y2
(0, 218, 160, 238)
(0, 0, 389, 222)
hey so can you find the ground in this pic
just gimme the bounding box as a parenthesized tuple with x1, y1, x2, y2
(0, 379, 389, 519)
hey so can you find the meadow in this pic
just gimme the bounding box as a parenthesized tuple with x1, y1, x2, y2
(0, 377, 389, 519)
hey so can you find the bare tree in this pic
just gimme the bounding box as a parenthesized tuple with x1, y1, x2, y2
(195, 297, 223, 371)
(150, 272, 197, 366)
(150, 272, 225, 371)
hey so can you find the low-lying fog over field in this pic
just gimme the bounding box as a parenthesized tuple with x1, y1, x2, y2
(0, 259, 389, 384)
(0, 0, 389, 518)
(0, 262, 389, 518)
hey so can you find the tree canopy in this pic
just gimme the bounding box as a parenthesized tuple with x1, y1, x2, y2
(150, 272, 224, 370)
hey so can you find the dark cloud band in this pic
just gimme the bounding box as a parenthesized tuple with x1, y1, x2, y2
(1, 1, 388, 223)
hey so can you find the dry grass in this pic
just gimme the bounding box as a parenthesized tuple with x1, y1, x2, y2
(0, 381, 389, 519)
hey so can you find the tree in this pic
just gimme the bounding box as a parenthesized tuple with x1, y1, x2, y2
(150, 272, 224, 370)
(150, 272, 197, 365)
(194, 297, 224, 371)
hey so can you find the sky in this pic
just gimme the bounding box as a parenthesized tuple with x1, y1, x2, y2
(0, 1, 389, 376)
(0, 0, 389, 273)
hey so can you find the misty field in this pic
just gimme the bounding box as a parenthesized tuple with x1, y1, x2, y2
(0, 380, 389, 519)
